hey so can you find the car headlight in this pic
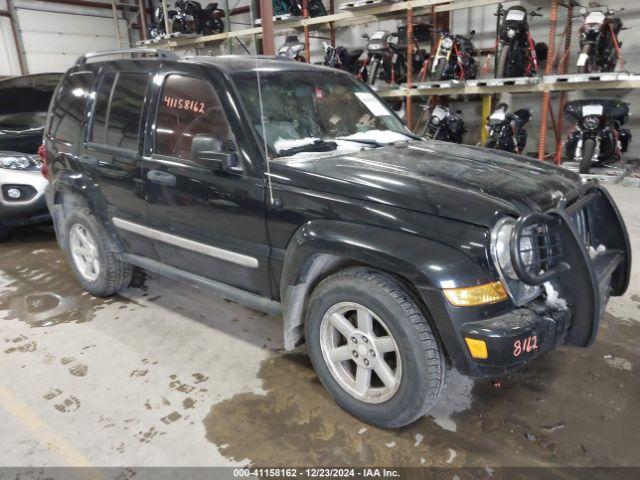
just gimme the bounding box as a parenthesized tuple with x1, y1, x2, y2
(507, 28, 516, 38)
(583, 115, 600, 130)
(490, 217, 541, 306)
(0, 155, 37, 170)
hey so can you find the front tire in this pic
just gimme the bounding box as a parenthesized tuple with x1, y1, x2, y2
(577, 44, 592, 74)
(496, 44, 510, 78)
(65, 209, 132, 297)
(305, 267, 447, 428)
(432, 58, 446, 81)
(580, 138, 595, 174)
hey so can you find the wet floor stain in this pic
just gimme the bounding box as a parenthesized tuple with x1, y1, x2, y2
(0, 231, 132, 327)
(203, 313, 639, 467)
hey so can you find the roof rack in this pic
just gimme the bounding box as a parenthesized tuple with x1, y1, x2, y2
(75, 48, 178, 66)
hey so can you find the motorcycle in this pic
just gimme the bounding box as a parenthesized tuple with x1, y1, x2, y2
(563, 99, 631, 174)
(495, 4, 548, 78)
(430, 29, 478, 81)
(483, 103, 531, 154)
(323, 42, 363, 75)
(273, 0, 327, 17)
(359, 31, 406, 85)
(359, 30, 428, 85)
(278, 35, 306, 62)
(418, 105, 466, 143)
(576, 2, 625, 73)
(149, 1, 224, 38)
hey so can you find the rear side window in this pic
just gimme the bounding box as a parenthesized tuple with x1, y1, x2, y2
(48, 72, 94, 142)
(154, 75, 233, 160)
(90, 72, 148, 151)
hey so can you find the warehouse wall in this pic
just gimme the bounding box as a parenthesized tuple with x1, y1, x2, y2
(0, 0, 131, 76)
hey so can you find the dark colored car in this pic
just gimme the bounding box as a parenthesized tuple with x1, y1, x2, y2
(43, 50, 631, 428)
(0, 73, 62, 239)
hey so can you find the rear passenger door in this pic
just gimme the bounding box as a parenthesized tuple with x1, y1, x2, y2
(82, 66, 155, 257)
(140, 65, 271, 297)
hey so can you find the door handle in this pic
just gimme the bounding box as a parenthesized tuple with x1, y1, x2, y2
(147, 170, 176, 187)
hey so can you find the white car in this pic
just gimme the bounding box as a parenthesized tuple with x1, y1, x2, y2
(0, 151, 49, 240)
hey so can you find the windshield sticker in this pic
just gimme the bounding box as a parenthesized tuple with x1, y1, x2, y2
(163, 95, 205, 114)
(354, 92, 390, 117)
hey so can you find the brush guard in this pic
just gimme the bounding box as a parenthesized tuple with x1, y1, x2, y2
(510, 182, 630, 347)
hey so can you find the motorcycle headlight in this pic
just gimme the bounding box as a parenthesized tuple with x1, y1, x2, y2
(0, 155, 36, 170)
(490, 217, 541, 306)
(583, 115, 600, 130)
(506, 28, 516, 38)
(441, 37, 453, 49)
(431, 116, 441, 126)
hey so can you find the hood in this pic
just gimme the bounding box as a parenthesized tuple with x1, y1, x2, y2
(269, 140, 583, 227)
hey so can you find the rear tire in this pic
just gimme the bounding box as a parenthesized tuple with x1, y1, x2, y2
(305, 267, 447, 428)
(496, 44, 510, 78)
(65, 209, 132, 297)
(580, 138, 595, 174)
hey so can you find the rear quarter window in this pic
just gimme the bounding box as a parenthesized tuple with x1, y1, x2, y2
(48, 72, 94, 143)
(90, 72, 149, 151)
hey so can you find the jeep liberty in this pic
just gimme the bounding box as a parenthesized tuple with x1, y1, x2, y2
(43, 49, 631, 428)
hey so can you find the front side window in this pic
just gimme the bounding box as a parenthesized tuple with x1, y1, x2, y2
(154, 75, 233, 160)
(90, 72, 148, 151)
(48, 72, 94, 142)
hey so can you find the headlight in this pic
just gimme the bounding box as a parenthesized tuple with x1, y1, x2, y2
(490, 217, 541, 306)
(583, 115, 600, 130)
(0, 155, 36, 170)
(431, 116, 441, 125)
(506, 28, 516, 38)
(441, 37, 453, 49)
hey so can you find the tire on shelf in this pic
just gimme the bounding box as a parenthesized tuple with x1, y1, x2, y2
(496, 44, 510, 79)
(580, 137, 596, 174)
(432, 58, 446, 81)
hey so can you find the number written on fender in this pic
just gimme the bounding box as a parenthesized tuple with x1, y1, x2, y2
(513, 335, 539, 357)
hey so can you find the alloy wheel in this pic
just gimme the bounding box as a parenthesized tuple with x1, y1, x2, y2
(69, 224, 101, 282)
(319, 302, 402, 403)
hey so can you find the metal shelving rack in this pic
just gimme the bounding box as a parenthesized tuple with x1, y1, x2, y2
(140, 0, 638, 165)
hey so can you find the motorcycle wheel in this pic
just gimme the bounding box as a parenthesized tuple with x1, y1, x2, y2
(434, 129, 448, 141)
(496, 44, 510, 79)
(580, 138, 595, 174)
(368, 58, 380, 86)
(210, 18, 225, 34)
(432, 59, 446, 81)
(577, 44, 592, 74)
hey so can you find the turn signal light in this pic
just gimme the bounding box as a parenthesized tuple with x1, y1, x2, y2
(465, 337, 488, 359)
(443, 281, 508, 307)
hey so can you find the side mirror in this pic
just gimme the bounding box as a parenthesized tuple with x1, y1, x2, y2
(191, 134, 241, 172)
(469, 30, 476, 37)
(536, 6, 542, 10)
(455, 109, 462, 114)
(362, 33, 370, 40)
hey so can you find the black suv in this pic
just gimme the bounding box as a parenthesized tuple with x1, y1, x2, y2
(44, 49, 631, 428)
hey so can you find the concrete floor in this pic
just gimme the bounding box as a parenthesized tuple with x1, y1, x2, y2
(0, 185, 638, 469)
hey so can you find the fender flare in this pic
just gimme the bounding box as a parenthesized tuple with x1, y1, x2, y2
(49, 170, 123, 253)
(279, 220, 493, 350)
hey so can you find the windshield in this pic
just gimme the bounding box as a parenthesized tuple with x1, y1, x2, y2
(231, 69, 411, 158)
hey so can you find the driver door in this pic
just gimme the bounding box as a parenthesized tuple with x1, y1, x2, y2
(140, 65, 271, 297)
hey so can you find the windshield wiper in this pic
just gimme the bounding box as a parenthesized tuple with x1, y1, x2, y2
(277, 139, 338, 157)
(336, 137, 386, 147)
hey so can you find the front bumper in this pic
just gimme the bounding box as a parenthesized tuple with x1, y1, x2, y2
(430, 182, 630, 378)
(0, 168, 50, 226)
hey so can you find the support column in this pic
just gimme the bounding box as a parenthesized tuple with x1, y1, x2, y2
(406, 7, 414, 130)
(480, 95, 492, 144)
(554, 2, 573, 164)
(6, 0, 27, 74)
(259, 0, 275, 55)
(537, 0, 558, 161)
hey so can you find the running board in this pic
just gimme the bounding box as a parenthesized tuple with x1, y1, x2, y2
(121, 253, 282, 316)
